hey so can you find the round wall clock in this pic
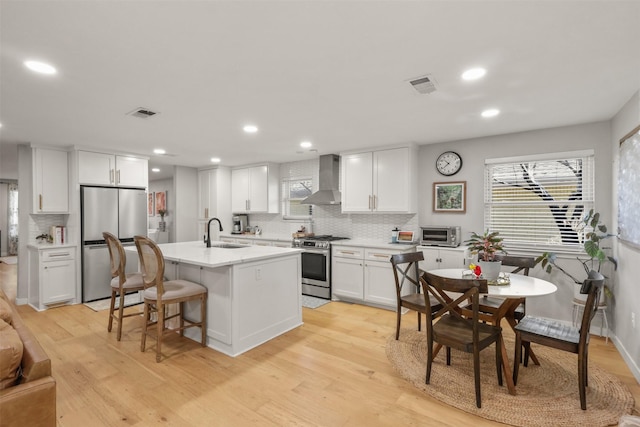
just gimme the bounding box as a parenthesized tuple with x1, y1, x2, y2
(436, 151, 462, 176)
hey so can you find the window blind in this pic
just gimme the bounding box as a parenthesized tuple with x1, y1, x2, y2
(484, 153, 595, 251)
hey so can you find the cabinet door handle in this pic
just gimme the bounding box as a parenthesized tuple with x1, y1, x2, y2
(39, 194, 43, 210)
(116, 169, 121, 184)
(341, 251, 355, 255)
(368, 195, 372, 210)
(372, 253, 387, 258)
(373, 195, 377, 210)
(204, 208, 209, 218)
(49, 253, 70, 258)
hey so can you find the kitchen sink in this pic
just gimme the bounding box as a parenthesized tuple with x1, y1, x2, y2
(208, 243, 247, 249)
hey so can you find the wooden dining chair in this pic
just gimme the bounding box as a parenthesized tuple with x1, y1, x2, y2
(390, 252, 442, 340)
(134, 235, 208, 362)
(103, 232, 145, 341)
(421, 271, 503, 408)
(476, 254, 536, 321)
(513, 270, 605, 410)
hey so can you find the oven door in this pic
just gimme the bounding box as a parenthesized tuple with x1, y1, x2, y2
(301, 249, 330, 299)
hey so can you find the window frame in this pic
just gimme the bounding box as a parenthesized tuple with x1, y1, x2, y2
(484, 150, 595, 255)
(281, 176, 313, 220)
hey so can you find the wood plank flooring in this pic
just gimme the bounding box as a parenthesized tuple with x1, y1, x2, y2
(1, 261, 638, 426)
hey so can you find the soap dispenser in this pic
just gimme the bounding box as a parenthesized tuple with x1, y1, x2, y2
(391, 227, 399, 243)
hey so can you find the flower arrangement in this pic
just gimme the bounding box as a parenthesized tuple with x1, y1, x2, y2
(465, 230, 507, 262)
(468, 263, 482, 277)
(158, 209, 167, 219)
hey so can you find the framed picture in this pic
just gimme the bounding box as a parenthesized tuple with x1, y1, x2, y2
(433, 181, 466, 213)
(155, 191, 166, 215)
(148, 193, 155, 216)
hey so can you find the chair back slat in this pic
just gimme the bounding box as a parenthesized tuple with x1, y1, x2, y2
(478, 253, 536, 276)
(390, 252, 424, 297)
(103, 231, 126, 284)
(134, 236, 166, 298)
(579, 270, 605, 345)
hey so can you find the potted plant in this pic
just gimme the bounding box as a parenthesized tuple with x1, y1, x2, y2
(536, 209, 617, 302)
(465, 230, 507, 283)
(158, 209, 167, 232)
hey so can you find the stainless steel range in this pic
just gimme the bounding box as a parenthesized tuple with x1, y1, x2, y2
(292, 235, 349, 300)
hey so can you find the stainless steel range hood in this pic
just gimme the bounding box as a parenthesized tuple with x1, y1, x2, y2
(301, 154, 341, 205)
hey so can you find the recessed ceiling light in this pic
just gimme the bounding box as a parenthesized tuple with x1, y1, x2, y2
(210, 157, 221, 163)
(153, 148, 166, 155)
(481, 108, 500, 118)
(151, 168, 160, 173)
(24, 60, 57, 75)
(300, 141, 312, 149)
(243, 125, 258, 133)
(462, 68, 486, 81)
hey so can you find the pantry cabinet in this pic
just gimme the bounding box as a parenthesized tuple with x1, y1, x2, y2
(231, 164, 279, 213)
(28, 245, 77, 311)
(332, 244, 415, 309)
(32, 148, 69, 213)
(197, 167, 232, 239)
(78, 151, 148, 187)
(417, 245, 468, 271)
(341, 146, 417, 213)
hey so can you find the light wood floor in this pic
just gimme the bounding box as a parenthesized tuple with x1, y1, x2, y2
(1, 261, 638, 426)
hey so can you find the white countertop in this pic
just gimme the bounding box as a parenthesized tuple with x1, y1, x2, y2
(220, 233, 293, 242)
(331, 239, 418, 250)
(27, 243, 77, 250)
(126, 240, 302, 269)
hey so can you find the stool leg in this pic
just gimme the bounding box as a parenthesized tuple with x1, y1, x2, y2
(602, 308, 609, 344)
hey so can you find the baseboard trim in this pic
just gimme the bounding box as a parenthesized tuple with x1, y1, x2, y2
(611, 334, 640, 383)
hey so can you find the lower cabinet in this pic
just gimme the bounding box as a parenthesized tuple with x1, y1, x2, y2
(28, 245, 77, 311)
(417, 246, 468, 271)
(332, 245, 414, 310)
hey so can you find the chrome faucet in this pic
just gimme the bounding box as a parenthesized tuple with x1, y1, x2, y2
(206, 217, 223, 248)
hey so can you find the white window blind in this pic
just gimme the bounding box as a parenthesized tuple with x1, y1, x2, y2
(281, 177, 313, 219)
(484, 152, 594, 251)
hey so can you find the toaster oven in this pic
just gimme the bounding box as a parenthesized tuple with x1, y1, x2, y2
(420, 226, 461, 247)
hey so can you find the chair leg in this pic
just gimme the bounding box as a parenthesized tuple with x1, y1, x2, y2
(179, 302, 185, 337)
(116, 291, 126, 341)
(201, 294, 207, 346)
(156, 302, 164, 363)
(513, 332, 522, 385)
(417, 312, 422, 332)
(425, 334, 433, 384)
(108, 289, 117, 332)
(446, 347, 451, 366)
(496, 334, 503, 386)
(141, 301, 149, 352)
(523, 342, 531, 367)
(578, 350, 587, 409)
(473, 347, 482, 408)
(395, 304, 401, 340)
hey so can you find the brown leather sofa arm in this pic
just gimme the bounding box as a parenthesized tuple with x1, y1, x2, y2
(0, 375, 56, 427)
(6, 304, 51, 382)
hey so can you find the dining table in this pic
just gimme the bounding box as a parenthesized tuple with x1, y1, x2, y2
(426, 268, 558, 395)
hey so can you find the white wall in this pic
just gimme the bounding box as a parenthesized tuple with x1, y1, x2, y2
(417, 121, 613, 326)
(0, 143, 19, 180)
(172, 165, 198, 242)
(610, 90, 640, 382)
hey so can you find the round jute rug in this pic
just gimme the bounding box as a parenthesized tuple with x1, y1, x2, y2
(386, 329, 635, 427)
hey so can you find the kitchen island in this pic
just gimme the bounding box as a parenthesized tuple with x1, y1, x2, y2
(129, 241, 302, 357)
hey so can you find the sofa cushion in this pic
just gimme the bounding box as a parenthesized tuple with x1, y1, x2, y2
(0, 319, 23, 390)
(0, 297, 12, 325)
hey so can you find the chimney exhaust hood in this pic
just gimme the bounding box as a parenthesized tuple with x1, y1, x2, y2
(301, 154, 341, 205)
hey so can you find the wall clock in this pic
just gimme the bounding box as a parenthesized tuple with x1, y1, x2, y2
(436, 151, 462, 176)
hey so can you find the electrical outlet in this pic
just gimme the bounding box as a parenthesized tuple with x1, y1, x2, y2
(632, 312, 636, 330)
(256, 267, 262, 281)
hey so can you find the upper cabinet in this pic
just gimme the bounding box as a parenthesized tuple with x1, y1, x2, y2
(231, 164, 279, 213)
(341, 146, 417, 213)
(78, 151, 148, 188)
(32, 148, 69, 214)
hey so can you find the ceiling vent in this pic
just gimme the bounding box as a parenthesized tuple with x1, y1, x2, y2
(127, 107, 158, 119)
(408, 74, 437, 95)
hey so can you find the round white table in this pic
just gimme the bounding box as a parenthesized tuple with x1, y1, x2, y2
(426, 268, 558, 395)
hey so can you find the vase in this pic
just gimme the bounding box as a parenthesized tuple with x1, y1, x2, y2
(479, 260, 502, 284)
(159, 221, 166, 232)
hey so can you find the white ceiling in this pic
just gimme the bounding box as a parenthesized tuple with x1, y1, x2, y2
(1, 1, 639, 180)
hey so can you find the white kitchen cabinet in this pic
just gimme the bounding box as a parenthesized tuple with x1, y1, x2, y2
(32, 148, 69, 213)
(332, 245, 414, 309)
(197, 167, 232, 239)
(78, 151, 148, 187)
(417, 246, 468, 271)
(231, 164, 279, 213)
(28, 245, 76, 311)
(341, 146, 417, 213)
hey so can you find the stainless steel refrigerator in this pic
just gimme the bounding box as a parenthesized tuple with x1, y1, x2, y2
(81, 186, 147, 302)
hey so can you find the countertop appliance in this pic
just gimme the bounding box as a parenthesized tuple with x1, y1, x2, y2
(420, 225, 461, 247)
(292, 235, 349, 299)
(81, 186, 147, 302)
(232, 214, 249, 234)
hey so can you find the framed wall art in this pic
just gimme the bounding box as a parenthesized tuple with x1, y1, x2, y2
(155, 191, 166, 215)
(433, 181, 466, 213)
(148, 192, 155, 216)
